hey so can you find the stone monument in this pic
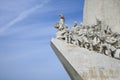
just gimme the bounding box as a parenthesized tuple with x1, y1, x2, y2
(51, 0, 120, 80)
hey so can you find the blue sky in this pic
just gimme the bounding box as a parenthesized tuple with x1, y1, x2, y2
(0, 0, 84, 80)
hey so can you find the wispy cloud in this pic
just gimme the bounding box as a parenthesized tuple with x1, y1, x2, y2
(0, 0, 50, 34)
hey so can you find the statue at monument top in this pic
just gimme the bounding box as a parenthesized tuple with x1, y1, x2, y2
(59, 14, 65, 30)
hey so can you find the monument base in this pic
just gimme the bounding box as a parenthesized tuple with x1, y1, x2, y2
(51, 38, 120, 80)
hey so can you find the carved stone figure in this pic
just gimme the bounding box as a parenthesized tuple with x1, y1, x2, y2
(64, 26, 69, 43)
(68, 30, 73, 44)
(71, 21, 79, 45)
(114, 49, 120, 59)
(59, 14, 65, 30)
(92, 35, 101, 51)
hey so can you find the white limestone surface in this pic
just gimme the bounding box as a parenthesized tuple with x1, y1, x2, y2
(83, 0, 120, 33)
(51, 38, 120, 80)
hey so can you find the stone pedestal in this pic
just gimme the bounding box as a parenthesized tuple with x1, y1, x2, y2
(51, 38, 120, 80)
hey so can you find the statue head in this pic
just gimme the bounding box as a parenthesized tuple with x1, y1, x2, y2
(59, 14, 64, 18)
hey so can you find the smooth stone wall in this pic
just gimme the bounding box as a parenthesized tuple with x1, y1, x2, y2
(83, 0, 120, 33)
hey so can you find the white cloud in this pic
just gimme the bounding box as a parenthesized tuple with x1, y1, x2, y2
(0, 0, 50, 35)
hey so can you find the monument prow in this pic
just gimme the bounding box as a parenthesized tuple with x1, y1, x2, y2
(51, 38, 120, 80)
